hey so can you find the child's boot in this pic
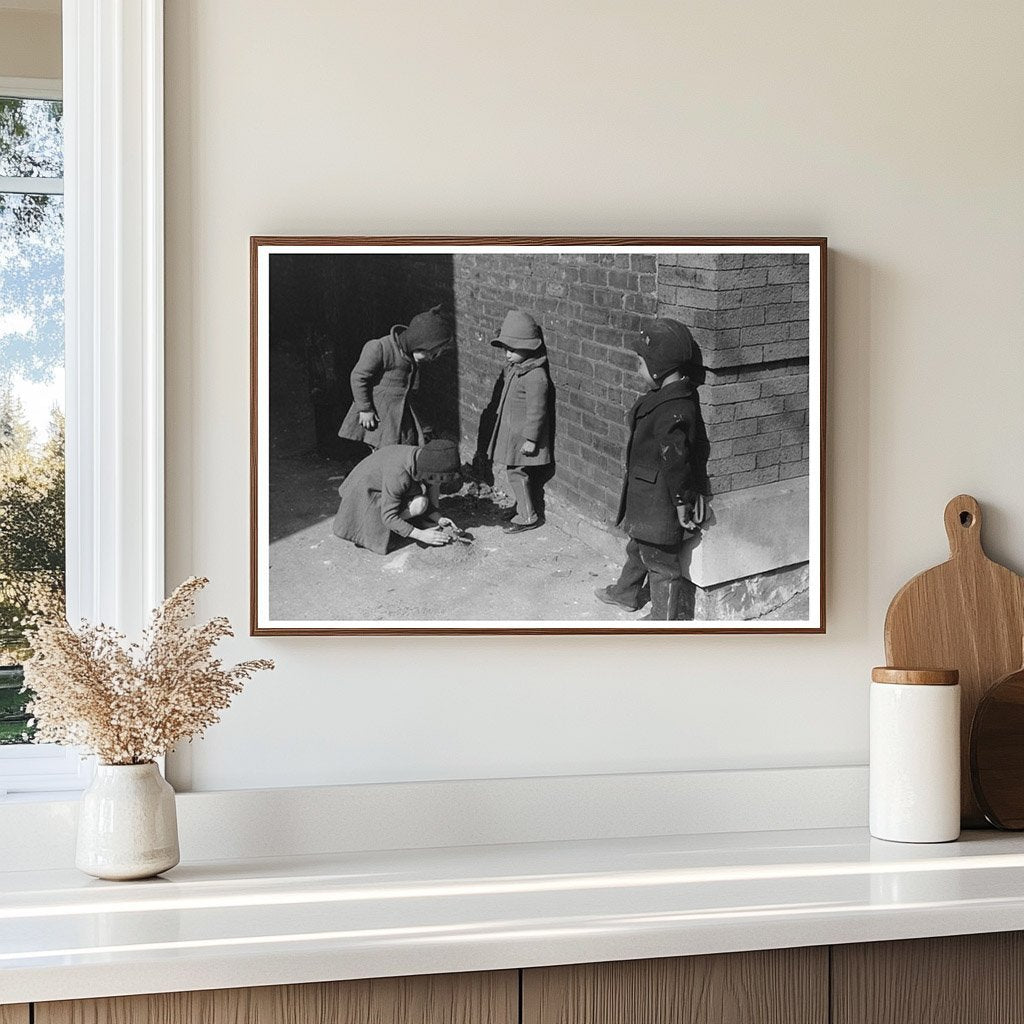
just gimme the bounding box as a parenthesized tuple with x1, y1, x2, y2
(594, 580, 650, 612)
(640, 579, 683, 621)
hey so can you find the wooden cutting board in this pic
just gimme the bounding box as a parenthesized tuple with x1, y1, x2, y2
(884, 494, 1024, 826)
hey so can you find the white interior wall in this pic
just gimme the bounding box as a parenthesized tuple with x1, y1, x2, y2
(163, 0, 1024, 792)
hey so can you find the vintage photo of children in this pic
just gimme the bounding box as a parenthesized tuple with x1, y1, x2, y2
(253, 242, 823, 631)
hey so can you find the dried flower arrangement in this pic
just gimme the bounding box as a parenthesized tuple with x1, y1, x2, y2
(23, 577, 273, 765)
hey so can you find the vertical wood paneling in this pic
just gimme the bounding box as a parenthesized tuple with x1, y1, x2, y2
(35, 971, 518, 1024)
(832, 932, 1024, 1024)
(522, 948, 828, 1024)
(0, 1006, 30, 1024)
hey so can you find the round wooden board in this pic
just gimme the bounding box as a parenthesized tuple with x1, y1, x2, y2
(971, 664, 1024, 829)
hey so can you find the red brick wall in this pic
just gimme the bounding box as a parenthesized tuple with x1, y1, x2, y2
(313, 251, 811, 526)
(452, 252, 657, 515)
(451, 251, 810, 520)
(656, 252, 810, 494)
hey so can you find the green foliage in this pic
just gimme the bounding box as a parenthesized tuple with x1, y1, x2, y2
(0, 665, 30, 743)
(0, 392, 65, 694)
(0, 396, 64, 743)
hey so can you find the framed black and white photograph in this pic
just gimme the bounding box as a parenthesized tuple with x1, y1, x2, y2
(250, 237, 826, 635)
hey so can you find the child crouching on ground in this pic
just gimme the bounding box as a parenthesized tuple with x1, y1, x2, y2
(595, 318, 709, 620)
(332, 438, 462, 554)
(485, 310, 553, 534)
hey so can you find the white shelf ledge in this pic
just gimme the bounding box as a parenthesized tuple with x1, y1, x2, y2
(4, 826, 1024, 1005)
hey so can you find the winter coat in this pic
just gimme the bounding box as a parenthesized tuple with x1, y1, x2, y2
(337, 328, 423, 448)
(615, 380, 707, 546)
(486, 355, 552, 467)
(332, 445, 426, 555)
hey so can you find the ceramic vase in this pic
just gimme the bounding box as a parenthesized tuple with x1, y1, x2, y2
(76, 762, 180, 880)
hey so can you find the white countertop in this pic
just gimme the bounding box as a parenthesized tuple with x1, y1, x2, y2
(4, 826, 1024, 1004)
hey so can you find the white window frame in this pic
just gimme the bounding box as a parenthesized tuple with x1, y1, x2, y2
(0, 0, 165, 797)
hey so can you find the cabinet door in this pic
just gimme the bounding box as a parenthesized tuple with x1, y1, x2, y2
(36, 971, 518, 1024)
(523, 948, 828, 1024)
(832, 932, 1024, 1024)
(0, 1007, 29, 1024)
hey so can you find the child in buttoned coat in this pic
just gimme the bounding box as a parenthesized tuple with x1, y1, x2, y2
(595, 318, 709, 620)
(485, 310, 553, 533)
(337, 304, 453, 450)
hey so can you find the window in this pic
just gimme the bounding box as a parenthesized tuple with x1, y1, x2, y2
(0, 6, 167, 798)
(0, 80, 83, 795)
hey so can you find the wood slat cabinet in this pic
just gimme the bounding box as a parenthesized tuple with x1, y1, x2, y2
(522, 948, 828, 1024)
(831, 932, 1024, 1024)
(14, 933, 1024, 1024)
(34, 971, 517, 1024)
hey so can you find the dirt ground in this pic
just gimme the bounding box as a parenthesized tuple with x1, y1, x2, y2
(267, 346, 807, 624)
(268, 450, 808, 624)
(269, 484, 639, 623)
(267, 345, 638, 622)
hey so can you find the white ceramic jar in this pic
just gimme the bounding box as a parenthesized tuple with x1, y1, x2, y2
(870, 667, 961, 843)
(76, 762, 180, 880)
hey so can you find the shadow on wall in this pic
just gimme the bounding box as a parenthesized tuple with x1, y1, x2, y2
(267, 253, 459, 542)
(269, 252, 459, 449)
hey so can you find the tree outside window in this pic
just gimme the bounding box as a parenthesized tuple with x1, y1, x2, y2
(0, 94, 65, 744)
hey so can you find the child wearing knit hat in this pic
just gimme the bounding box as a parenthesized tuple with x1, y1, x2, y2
(338, 305, 454, 451)
(484, 310, 554, 534)
(595, 318, 710, 620)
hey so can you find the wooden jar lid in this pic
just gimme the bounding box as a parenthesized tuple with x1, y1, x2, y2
(871, 667, 960, 686)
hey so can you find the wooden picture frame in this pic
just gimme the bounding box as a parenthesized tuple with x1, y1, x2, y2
(250, 236, 827, 635)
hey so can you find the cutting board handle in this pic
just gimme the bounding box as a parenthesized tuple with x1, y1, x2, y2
(944, 494, 983, 558)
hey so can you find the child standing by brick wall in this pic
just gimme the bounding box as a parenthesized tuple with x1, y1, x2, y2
(596, 318, 709, 620)
(485, 310, 554, 534)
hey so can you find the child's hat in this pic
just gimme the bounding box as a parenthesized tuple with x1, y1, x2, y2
(401, 304, 454, 353)
(415, 439, 462, 484)
(491, 310, 543, 351)
(633, 318, 696, 381)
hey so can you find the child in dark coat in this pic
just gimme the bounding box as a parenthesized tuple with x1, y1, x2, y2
(485, 310, 553, 534)
(332, 439, 462, 554)
(595, 318, 709, 620)
(337, 304, 453, 450)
